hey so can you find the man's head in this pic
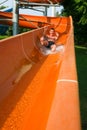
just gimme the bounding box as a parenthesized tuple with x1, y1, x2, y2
(49, 28, 55, 35)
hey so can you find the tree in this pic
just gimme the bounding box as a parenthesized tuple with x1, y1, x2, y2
(61, 0, 87, 45)
(0, 5, 7, 10)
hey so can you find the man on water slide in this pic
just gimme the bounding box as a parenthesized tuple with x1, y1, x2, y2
(40, 28, 59, 52)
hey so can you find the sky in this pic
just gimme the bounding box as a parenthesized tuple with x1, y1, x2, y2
(0, 0, 63, 16)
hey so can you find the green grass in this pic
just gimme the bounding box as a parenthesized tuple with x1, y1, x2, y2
(0, 35, 10, 40)
(75, 45, 87, 130)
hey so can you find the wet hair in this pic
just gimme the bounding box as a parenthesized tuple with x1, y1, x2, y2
(50, 28, 55, 31)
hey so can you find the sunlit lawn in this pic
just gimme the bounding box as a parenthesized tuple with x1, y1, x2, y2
(0, 35, 10, 40)
(75, 45, 87, 130)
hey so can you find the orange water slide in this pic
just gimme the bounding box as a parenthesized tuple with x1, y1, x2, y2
(20, 0, 62, 4)
(0, 16, 81, 130)
(0, 11, 69, 29)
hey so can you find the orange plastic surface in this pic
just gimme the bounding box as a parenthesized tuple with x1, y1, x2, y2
(0, 16, 81, 130)
(20, 0, 62, 4)
(0, 11, 69, 29)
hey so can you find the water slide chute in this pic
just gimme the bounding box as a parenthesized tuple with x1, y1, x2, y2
(0, 11, 69, 30)
(0, 8, 12, 35)
(20, 0, 63, 4)
(0, 15, 81, 130)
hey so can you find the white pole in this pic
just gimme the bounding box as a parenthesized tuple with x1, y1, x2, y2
(51, 6, 56, 17)
(13, 0, 19, 35)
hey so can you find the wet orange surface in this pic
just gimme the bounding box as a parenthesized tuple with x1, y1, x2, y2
(0, 16, 81, 130)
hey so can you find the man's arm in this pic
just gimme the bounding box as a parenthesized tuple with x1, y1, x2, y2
(40, 36, 48, 46)
(55, 32, 59, 40)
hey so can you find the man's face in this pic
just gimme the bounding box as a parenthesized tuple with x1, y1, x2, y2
(49, 29, 55, 35)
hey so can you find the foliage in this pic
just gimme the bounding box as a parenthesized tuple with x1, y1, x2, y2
(75, 46, 87, 130)
(61, 0, 87, 45)
(19, 27, 31, 34)
(0, 26, 32, 40)
(0, 5, 7, 10)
